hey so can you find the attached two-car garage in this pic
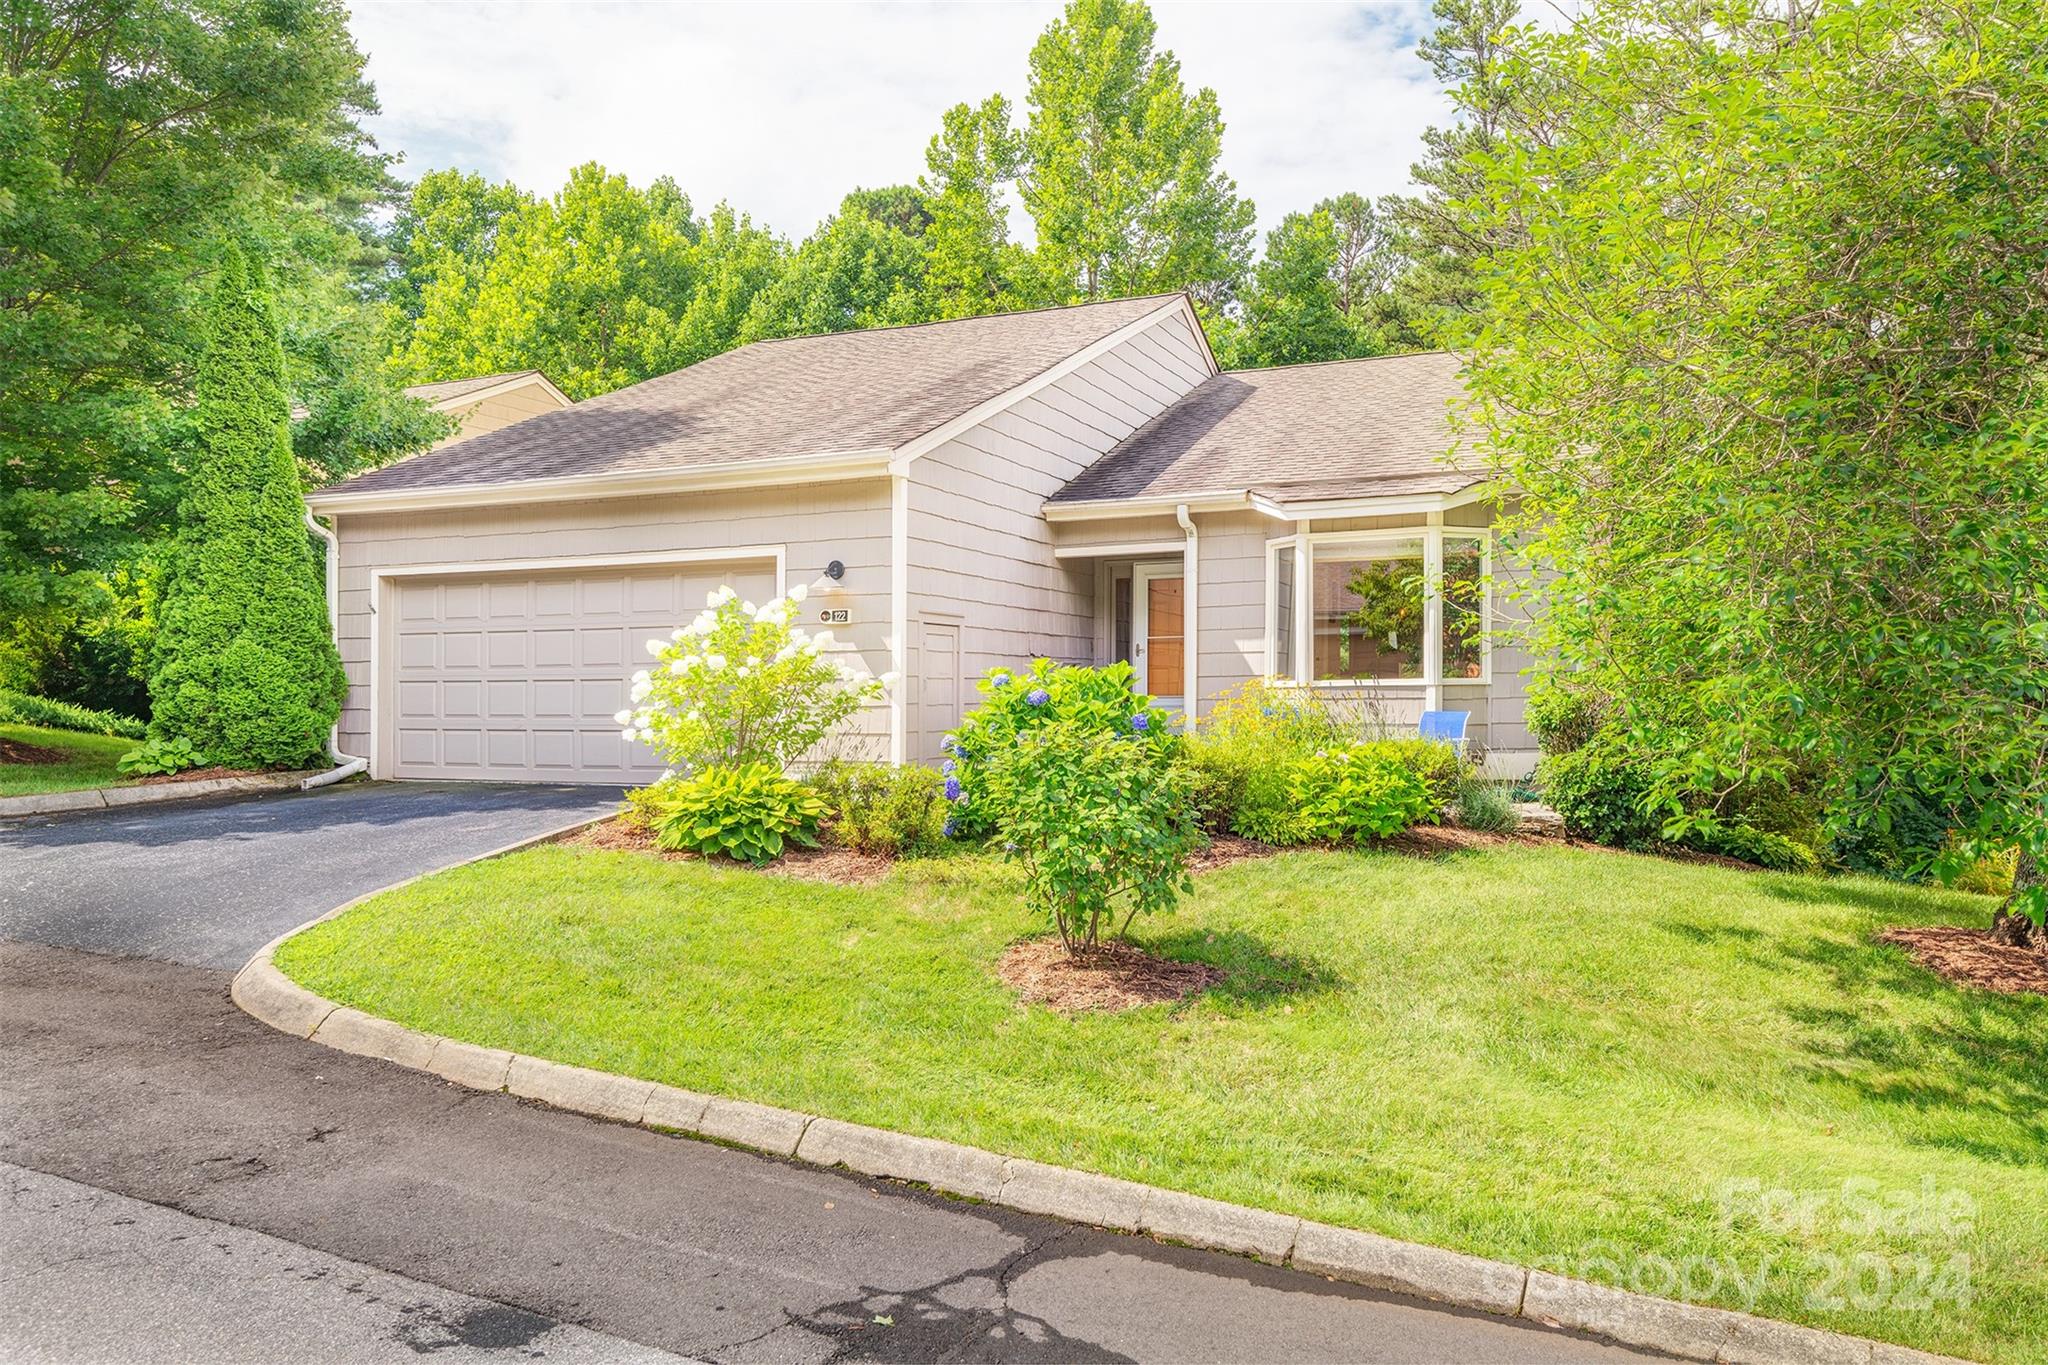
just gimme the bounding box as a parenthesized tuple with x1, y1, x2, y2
(379, 555, 778, 784)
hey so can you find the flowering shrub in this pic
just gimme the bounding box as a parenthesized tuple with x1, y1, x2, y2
(810, 761, 951, 856)
(646, 764, 829, 864)
(978, 718, 1199, 953)
(616, 584, 892, 775)
(1290, 745, 1437, 844)
(945, 659, 1175, 836)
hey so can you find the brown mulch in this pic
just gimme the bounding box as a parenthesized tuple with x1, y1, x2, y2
(1189, 833, 1277, 872)
(0, 737, 70, 766)
(1879, 926, 2048, 996)
(561, 815, 891, 885)
(997, 939, 1223, 1013)
(128, 765, 271, 786)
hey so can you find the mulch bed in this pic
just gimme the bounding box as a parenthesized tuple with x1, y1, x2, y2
(128, 765, 272, 787)
(0, 737, 70, 766)
(1879, 926, 2048, 996)
(1188, 833, 1277, 873)
(997, 939, 1223, 1013)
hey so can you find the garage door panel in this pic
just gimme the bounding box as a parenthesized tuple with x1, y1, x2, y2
(385, 559, 773, 783)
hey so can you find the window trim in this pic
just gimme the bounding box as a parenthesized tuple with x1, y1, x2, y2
(1264, 527, 1492, 690)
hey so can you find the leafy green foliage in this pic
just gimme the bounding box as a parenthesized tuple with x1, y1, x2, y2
(1218, 200, 1392, 368)
(1290, 745, 1437, 844)
(146, 244, 345, 769)
(946, 660, 1175, 837)
(647, 765, 828, 865)
(979, 719, 1200, 952)
(1457, 0, 2048, 924)
(1686, 822, 1819, 876)
(117, 737, 201, 777)
(1185, 680, 1354, 843)
(811, 762, 952, 857)
(1541, 738, 1657, 850)
(0, 689, 144, 739)
(620, 585, 887, 775)
(1525, 684, 1607, 757)
(1357, 739, 1464, 809)
(1454, 776, 1519, 835)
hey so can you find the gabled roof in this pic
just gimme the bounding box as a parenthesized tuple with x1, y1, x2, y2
(402, 371, 557, 406)
(317, 295, 1186, 499)
(1048, 351, 1479, 510)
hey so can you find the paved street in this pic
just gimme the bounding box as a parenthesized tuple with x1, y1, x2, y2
(0, 782, 1656, 1363)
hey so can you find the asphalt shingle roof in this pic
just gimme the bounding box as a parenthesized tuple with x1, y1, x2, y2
(1049, 351, 1478, 506)
(321, 296, 1181, 496)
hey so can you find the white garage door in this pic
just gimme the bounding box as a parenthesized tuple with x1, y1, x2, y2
(383, 558, 778, 783)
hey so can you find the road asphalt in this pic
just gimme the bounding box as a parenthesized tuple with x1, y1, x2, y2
(0, 780, 1659, 1363)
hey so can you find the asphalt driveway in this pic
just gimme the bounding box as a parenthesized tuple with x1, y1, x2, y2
(0, 779, 621, 968)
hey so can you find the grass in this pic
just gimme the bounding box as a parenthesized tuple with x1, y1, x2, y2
(0, 723, 133, 796)
(276, 841, 2046, 1362)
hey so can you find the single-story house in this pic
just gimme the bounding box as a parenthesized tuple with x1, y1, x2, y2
(306, 294, 1536, 785)
(405, 370, 574, 448)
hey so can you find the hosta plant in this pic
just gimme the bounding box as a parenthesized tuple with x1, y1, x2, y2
(617, 584, 893, 775)
(117, 736, 202, 776)
(648, 764, 829, 865)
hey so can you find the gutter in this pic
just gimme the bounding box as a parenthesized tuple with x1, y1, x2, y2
(302, 510, 369, 788)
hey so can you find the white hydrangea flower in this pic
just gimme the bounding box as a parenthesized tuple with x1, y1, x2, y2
(686, 709, 702, 722)
(632, 669, 650, 685)
(735, 664, 751, 677)
(788, 583, 809, 603)
(629, 680, 652, 702)
(668, 658, 690, 675)
(740, 601, 756, 616)
(645, 638, 665, 657)
(670, 628, 685, 641)
(704, 653, 726, 671)
(613, 709, 633, 725)
(814, 631, 835, 649)
(620, 727, 639, 742)
(773, 645, 796, 663)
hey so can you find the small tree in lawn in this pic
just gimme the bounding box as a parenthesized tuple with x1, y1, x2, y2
(148, 242, 345, 767)
(619, 584, 893, 776)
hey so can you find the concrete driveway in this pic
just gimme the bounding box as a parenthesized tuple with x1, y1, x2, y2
(0, 779, 621, 967)
(0, 780, 1657, 1364)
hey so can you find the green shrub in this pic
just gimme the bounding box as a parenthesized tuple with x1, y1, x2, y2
(1291, 745, 1437, 844)
(147, 243, 344, 768)
(117, 736, 200, 776)
(1526, 683, 1607, 756)
(1357, 737, 1465, 808)
(619, 584, 886, 775)
(1540, 737, 1658, 847)
(1184, 680, 1352, 843)
(0, 688, 144, 739)
(646, 764, 828, 864)
(946, 659, 1175, 837)
(978, 718, 1200, 952)
(1454, 776, 1520, 834)
(1685, 820, 1819, 874)
(811, 761, 950, 856)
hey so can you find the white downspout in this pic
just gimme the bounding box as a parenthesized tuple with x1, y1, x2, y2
(302, 509, 369, 788)
(888, 472, 909, 766)
(1176, 503, 1199, 728)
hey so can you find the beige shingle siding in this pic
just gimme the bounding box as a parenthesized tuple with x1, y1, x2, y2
(904, 310, 1211, 760)
(331, 481, 894, 763)
(432, 381, 571, 449)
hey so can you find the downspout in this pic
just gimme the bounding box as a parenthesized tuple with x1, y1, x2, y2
(1176, 503, 1199, 729)
(302, 509, 369, 788)
(888, 472, 909, 766)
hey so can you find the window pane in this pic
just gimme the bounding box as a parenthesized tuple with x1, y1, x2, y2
(1442, 536, 1486, 679)
(1311, 538, 1425, 680)
(1271, 544, 1296, 679)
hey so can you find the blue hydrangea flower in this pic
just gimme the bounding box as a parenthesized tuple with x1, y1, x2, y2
(1026, 688, 1050, 706)
(944, 775, 962, 801)
(942, 758, 956, 775)
(939, 735, 955, 754)
(942, 818, 958, 838)
(991, 671, 1011, 688)
(1130, 713, 1150, 732)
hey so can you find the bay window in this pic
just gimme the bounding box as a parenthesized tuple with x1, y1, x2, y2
(1265, 527, 1490, 690)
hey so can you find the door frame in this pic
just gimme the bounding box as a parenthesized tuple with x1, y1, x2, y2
(368, 545, 785, 780)
(1131, 559, 1186, 710)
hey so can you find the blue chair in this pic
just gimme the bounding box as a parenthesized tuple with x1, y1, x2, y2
(1418, 709, 1470, 753)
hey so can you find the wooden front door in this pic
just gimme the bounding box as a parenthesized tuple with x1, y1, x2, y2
(1132, 563, 1185, 704)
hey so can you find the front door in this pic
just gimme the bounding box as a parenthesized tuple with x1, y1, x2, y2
(1131, 562, 1185, 707)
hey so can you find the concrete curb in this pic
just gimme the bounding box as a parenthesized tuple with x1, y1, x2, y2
(231, 832, 1979, 1365)
(0, 770, 317, 820)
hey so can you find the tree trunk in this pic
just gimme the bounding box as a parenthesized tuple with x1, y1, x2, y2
(1989, 847, 2040, 950)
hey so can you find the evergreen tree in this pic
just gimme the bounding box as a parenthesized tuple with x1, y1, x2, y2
(148, 243, 345, 768)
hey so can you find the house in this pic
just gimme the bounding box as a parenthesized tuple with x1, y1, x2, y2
(306, 294, 1537, 785)
(405, 370, 573, 448)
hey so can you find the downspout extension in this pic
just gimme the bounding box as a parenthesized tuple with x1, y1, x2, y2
(303, 509, 369, 788)
(1175, 503, 1198, 728)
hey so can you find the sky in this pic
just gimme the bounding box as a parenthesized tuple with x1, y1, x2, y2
(346, 1, 1453, 244)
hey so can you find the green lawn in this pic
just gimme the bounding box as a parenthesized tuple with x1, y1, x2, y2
(0, 723, 133, 796)
(277, 841, 2045, 1362)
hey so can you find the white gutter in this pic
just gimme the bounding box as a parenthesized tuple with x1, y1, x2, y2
(1176, 503, 1199, 726)
(302, 510, 368, 788)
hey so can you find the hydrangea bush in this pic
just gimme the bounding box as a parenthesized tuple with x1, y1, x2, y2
(977, 717, 1200, 953)
(617, 584, 894, 775)
(944, 659, 1176, 836)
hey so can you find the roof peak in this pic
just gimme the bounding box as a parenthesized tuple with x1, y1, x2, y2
(745, 292, 1185, 348)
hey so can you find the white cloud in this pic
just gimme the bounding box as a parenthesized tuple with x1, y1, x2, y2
(348, 0, 1452, 243)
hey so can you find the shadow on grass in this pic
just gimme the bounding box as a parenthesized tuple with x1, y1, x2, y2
(1756, 872, 1990, 923)
(1774, 930, 2047, 1161)
(1138, 927, 1343, 1005)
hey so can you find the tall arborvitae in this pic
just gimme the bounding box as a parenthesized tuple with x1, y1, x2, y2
(148, 242, 344, 767)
